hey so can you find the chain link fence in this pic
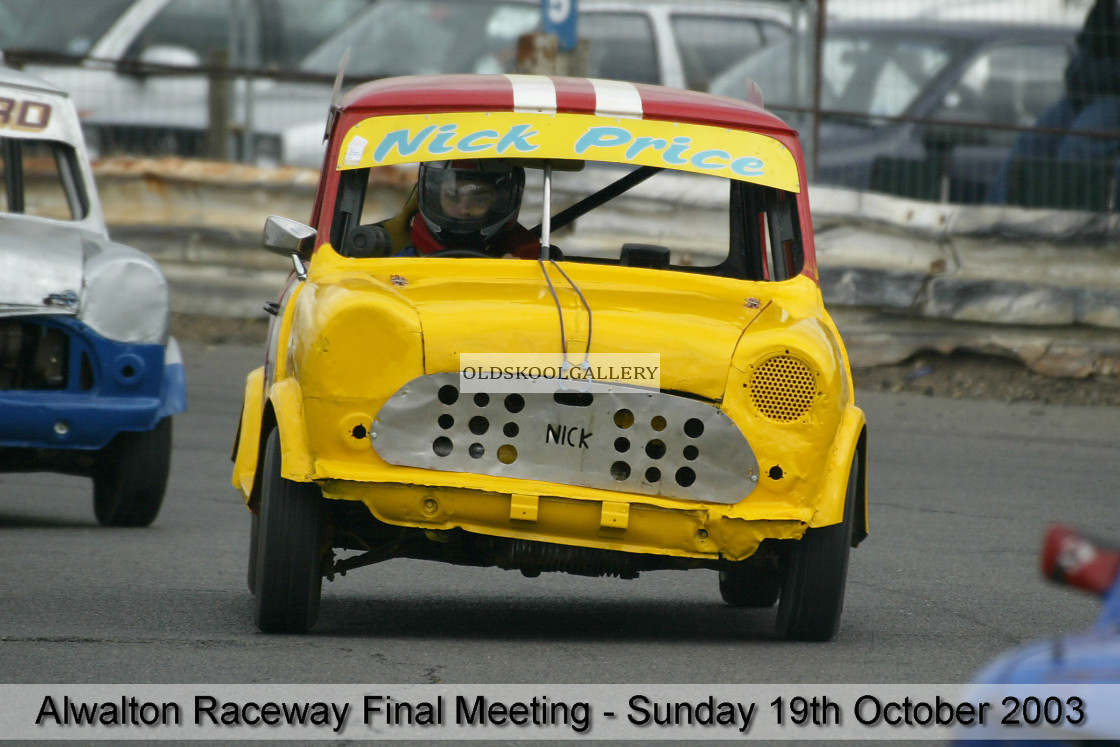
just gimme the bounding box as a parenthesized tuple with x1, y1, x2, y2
(1, 0, 1115, 211)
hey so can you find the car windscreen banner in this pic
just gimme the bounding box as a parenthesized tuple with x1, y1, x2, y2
(337, 112, 801, 192)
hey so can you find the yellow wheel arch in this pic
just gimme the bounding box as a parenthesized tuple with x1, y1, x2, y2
(232, 369, 316, 507)
(809, 404, 867, 541)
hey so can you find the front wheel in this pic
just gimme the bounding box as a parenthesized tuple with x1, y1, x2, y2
(92, 417, 172, 527)
(775, 455, 859, 642)
(247, 511, 259, 595)
(253, 428, 323, 633)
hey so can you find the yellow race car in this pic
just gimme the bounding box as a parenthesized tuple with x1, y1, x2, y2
(233, 74, 867, 640)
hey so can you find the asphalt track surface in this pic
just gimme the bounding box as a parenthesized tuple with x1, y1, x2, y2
(1, 341, 1116, 688)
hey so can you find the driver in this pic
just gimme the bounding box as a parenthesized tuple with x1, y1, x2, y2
(398, 159, 540, 258)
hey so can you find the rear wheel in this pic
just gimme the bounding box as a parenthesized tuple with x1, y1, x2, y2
(253, 428, 323, 633)
(775, 455, 859, 642)
(719, 549, 782, 607)
(92, 417, 172, 527)
(719, 570, 782, 608)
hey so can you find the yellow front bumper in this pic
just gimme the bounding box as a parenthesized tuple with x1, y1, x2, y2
(320, 479, 809, 562)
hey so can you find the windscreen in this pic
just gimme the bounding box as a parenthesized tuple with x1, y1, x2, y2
(0, 0, 133, 55)
(711, 29, 961, 119)
(336, 161, 804, 282)
(300, 0, 538, 77)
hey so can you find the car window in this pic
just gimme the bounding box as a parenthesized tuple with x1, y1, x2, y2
(0, 0, 133, 55)
(671, 15, 772, 91)
(300, 0, 539, 77)
(0, 138, 88, 221)
(341, 162, 802, 281)
(581, 12, 659, 85)
(710, 39, 811, 110)
(712, 31, 959, 119)
(759, 20, 787, 45)
(119, 0, 370, 68)
(273, 0, 373, 64)
(121, 0, 234, 64)
(827, 36, 955, 118)
(934, 42, 1070, 142)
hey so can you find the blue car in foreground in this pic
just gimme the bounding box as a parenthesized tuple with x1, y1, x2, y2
(957, 524, 1120, 743)
(0, 65, 185, 526)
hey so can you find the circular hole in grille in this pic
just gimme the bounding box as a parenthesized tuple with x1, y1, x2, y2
(469, 442, 485, 459)
(504, 393, 525, 413)
(675, 466, 696, 487)
(473, 392, 490, 407)
(438, 414, 454, 430)
(683, 444, 699, 461)
(645, 439, 666, 460)
(497, 444, 518, 464)
(650, 415, 667, 432)
(769, 465, 784, 480)
(749, 355, 817, 422)
(433, 437, 453, 457)
(468, 416, 489, 435)
(613, 409, 634, 429)
(645, 467, 661, 483)
(503, 422, 519, 438)
(438, 385, 459, 405)
(684, 418, 705, 438)
(611, 461, 631, 481)
(614, 437, 630, 453)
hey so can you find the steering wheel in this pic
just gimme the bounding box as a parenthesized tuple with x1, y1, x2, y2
(424, 248, 495, 258)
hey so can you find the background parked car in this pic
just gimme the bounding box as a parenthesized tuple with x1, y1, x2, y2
(75, 0, 792, 166)
(0, 65, 186, 526)
(0, 0, 373, 155)
(710, 20, 1077, 204)
(298, 0, 791, 91)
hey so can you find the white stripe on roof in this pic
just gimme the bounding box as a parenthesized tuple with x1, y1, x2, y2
(504, 74, 557, 113)
(591, 79, 643, 119)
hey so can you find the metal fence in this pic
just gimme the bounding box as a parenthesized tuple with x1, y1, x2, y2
(2, 0, 1115, 211)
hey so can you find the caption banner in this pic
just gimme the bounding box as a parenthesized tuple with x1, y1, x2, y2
(3, 684, 1118, 740)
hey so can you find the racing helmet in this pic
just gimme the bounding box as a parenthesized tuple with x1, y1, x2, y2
(417, 159, 525, 248)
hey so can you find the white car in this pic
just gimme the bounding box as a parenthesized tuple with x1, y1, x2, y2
(0, 65, 186, 526)
(70, 0, 792, 166)
(298, 0, 792, 92)
(2, 0, 372, 156)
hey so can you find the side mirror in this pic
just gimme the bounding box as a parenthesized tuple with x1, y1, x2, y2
(120, 45, 202, 79)
(263, 215, 316, 259)
(138, 44, 201, 69)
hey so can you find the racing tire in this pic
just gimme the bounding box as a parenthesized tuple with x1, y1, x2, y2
(775, 455, 858, 642)
(719, 569, 781, 608)
(253, 428, 323, 634)
(92, 417, 172, 527)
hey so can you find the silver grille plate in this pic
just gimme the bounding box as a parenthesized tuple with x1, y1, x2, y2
(371, 373, 758, 504)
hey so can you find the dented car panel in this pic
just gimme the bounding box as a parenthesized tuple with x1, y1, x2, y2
(237, 74, 866, 639)
(0, 65, 185, 527)
(0, 318, 183, 449)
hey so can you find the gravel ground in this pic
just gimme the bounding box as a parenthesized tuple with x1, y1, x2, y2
(172, 313, 1120, 408)
(852, 353, 1120, 407)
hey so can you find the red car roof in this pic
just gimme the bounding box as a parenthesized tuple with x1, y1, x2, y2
(339, 74, 797, 137)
